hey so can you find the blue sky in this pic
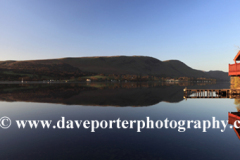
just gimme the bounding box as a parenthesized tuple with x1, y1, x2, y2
(1, 0, 240, 72)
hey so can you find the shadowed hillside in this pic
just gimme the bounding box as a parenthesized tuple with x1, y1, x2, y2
(205, 70, 229, 81)
(0, 56, 229, 81)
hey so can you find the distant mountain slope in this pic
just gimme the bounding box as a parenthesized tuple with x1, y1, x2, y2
(60, 56, 173, 75)
(162, 60, 207, 77)
(0, 56, 230, 81)
(162, 60, 230, 81)
(205, 70, 229, 81)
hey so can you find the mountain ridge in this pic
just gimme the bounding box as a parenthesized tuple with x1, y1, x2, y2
(0, 56, 229, 81)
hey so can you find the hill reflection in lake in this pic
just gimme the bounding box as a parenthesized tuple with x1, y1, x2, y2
(0, 82, 226, 106)
(1, 82, 240, 160)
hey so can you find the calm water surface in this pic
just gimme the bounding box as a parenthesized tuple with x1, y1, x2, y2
(0, 82, 239, 160)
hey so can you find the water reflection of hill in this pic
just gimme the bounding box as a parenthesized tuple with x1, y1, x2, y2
(0, 82, 225, 107)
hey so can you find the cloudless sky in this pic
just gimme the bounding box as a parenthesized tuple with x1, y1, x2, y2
(1, 0, 240, 72)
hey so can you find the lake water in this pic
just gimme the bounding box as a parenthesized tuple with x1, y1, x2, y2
(0, 82, 239, 160)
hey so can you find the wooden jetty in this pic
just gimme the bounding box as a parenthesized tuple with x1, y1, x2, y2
(184, 51, 240, 99)
(183, 88, 240, 99)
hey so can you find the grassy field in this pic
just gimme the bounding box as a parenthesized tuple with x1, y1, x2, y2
(3, 71, 34, 77)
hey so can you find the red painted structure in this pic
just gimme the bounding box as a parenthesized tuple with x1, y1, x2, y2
(229, 51, 240, 76)
(228, 112, 240, 139)
(228, 112, 240, 127)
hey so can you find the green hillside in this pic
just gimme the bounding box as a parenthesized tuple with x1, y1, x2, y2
(0, 56, 229, 81)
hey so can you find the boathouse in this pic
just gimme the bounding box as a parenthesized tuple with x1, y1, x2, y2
(229, 50, 240, 76)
